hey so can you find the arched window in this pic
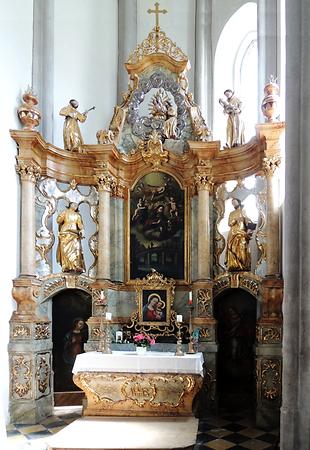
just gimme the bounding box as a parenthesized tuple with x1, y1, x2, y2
(213, 3, 257, 147)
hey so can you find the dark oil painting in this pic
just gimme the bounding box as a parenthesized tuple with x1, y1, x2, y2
(130, 172, 185, 280)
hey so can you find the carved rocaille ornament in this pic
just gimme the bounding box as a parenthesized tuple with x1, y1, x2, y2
(73, 372, 202, 416)
(34, 323, 50, 340)
(256, 324, 282, 344)
(257, 358, 281, 403)
(12, 325, 31, 339)
(36, 354, 50, 395)
(15, 160, 41, 182)
(11, 355, 32, 399)
(197, 289, 213, 318)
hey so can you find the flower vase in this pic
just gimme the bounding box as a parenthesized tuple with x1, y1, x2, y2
(136, 346, 147, 355)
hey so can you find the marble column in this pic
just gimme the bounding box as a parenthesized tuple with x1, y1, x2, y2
(196, 179, 213, 280)
(16, 160, 41, 277)
(32, 0, 54, 142)
(95, 169, 114, 280)
(117, 0, 137, 103)
(281, 0, 310, 448)
(194, 0, 212, 129)
(257, 0, 280, 122)
(263, 156, 281, 276)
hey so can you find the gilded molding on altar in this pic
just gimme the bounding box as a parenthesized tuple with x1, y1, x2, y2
(36, 354, 50, 395)
(11, 355, 32, 399)
(15, 160, 41, 182)
(43, 277, 66, 297)
(141, 131, 169, 168)
(73, 372, 202, 416)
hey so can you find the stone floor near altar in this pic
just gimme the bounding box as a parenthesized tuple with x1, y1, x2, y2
(6, 406, 280, 450)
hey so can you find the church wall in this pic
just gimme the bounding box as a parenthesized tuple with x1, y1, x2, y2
(211, 0, 256, 56)
(0, 0, 34, 423)
(137, 0, 196, 92)
(53, 0, 118, 149)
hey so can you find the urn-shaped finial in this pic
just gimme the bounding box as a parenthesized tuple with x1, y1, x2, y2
(261, 76, 280, 123)
(17, 87, 41, 129)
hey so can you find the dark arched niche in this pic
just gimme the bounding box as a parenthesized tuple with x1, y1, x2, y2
(214, 288, 257, 412)
(52, 288, 92, 405)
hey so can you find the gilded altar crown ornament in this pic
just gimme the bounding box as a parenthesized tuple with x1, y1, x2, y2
(17, 87, 41, 130)
(141, 130, 169, 168)
(261, 76, 280, 123)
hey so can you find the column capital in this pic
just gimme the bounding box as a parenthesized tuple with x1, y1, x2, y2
(262, 155, 281, 177)
(15, 159, 41, 182)
(94, 165, 116, 192)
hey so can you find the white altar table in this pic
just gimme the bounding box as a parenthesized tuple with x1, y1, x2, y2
(73, 351, 204, 417)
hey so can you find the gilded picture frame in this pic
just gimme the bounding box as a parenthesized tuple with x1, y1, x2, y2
(127, 171, 188, 283)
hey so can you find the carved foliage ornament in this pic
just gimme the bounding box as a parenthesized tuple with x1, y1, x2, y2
(12, 355, 32, 399)
(262, 156, 281, 177)
(35, 323, 50, 340)
(16, 160, 41, 182)
(12, 325, 31, 339)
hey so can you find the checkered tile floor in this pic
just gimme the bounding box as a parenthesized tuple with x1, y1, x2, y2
(6, 407, 279, 449)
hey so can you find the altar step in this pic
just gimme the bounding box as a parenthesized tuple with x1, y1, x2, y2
(46, 416, 197, 450)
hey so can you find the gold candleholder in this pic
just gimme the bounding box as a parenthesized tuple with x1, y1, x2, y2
(187, 305, 196, 354)
(175, 322, 184, 356)
(98, 319, 112, 354)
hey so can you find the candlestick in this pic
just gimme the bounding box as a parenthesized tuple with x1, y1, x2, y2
(175, 322, 184, 356)
(98, 309, 112, 354)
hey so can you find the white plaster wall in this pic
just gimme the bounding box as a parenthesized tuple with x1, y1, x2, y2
(137, 0, 196, 92)
(211, 0, 256, 57)
(53, 0, 118, 149)
(0, 0, 34, 424)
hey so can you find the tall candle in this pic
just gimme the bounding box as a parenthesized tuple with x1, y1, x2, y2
(176, 314, 183, 323)
(100, 290, 105, 301)
(188, 291, 193, 305)
(105, 312, 112, 321)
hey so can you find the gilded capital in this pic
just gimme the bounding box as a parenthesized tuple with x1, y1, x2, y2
(94, 171, 116, 192)
(194, 172, 214, 192)
(262, 156, 281, 177)
(15, 160, 41, 182)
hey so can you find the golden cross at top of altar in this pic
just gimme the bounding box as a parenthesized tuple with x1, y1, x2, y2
(147, 2, 167, 30)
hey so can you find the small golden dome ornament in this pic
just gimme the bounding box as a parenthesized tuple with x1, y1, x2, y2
(17, 87, 41, 129)
(261, 76, 280, 123)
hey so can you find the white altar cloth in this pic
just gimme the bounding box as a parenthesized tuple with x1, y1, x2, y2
(73, 351, 204, 376)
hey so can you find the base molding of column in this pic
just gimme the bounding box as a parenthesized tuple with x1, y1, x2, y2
(10, 394, 53, 424)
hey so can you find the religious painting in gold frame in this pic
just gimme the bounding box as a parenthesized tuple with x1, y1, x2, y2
(130, 270, 176, 335)
(128, 171, 187, 282)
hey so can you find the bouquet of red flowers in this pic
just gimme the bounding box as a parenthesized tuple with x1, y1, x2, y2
(133, 333, 156, 348)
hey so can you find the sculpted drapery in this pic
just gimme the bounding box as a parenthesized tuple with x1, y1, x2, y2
(226, 198, 253, 271)
(56, 203, 85, 273)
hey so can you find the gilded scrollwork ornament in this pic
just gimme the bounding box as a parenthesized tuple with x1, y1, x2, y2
(36, 354, 50, 394)
(94, 165, 116, 192)
(11, 355, 32, 399)
(197, 289, 213, 318)
(34, 323, 50, 340)
(12, 324, 31, 339)
(261, 359, 281, 401)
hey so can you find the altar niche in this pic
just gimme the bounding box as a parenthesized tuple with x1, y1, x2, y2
(214, 288, 257, 412)
(52, 288, 91, 406)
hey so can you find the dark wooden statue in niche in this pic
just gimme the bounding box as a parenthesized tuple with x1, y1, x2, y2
(130, 172, 184, 280)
